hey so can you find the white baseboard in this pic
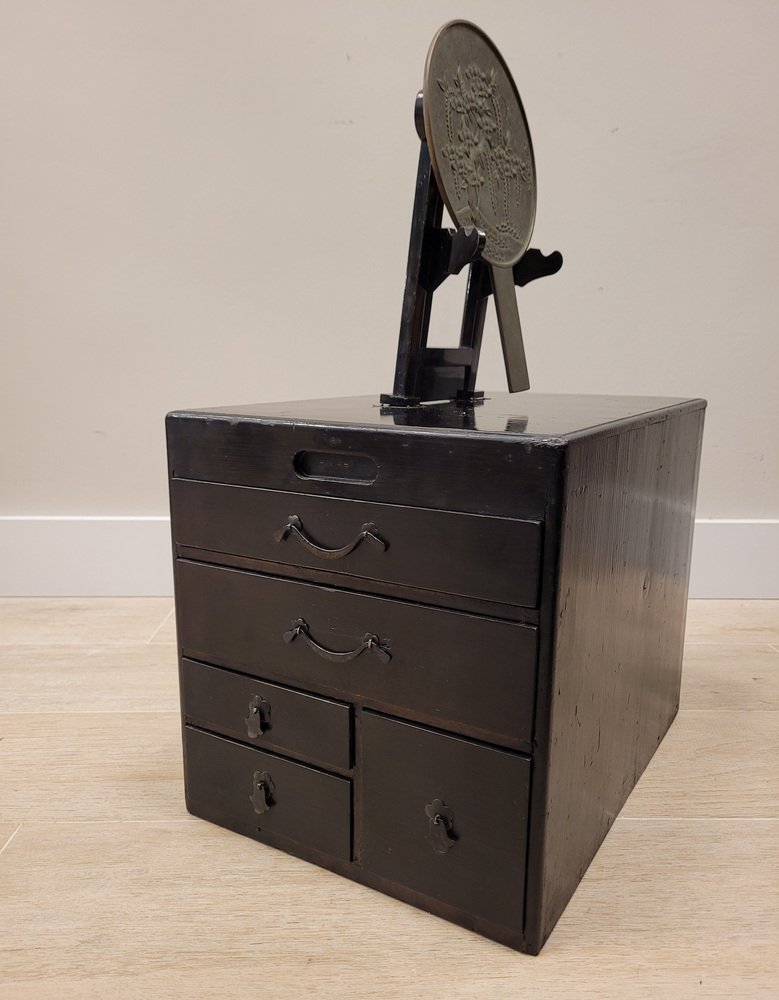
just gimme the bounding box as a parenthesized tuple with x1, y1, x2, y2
(0, 517, 173, 597)
(688, 519, 779, 598)
(0, 516, 777, 598)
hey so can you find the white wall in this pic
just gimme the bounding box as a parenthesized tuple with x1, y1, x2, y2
(1, 2, 777, 593)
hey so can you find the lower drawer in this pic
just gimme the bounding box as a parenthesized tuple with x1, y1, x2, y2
(184, 726, 352, 861)
(360, 712, 530, 929)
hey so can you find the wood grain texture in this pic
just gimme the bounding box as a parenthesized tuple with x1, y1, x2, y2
(150, 608, 176, 643)
(0, 819, 775, 999)
(0, 598, 172, 645)
(685, 600, 779, 643)
(680, 643, 779, 709)
(0, 824, 20, 855)
(0, 713, 183, 823)
(0, 599, 775, 997)
(531, 406, 705, 949)
(0, 644, 179, 714)
(623, 710, 779, 818)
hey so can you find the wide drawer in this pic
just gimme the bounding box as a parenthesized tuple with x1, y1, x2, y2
(361, 712, 530, 929)
(175, 559, 538, 750)
(181, 658, 352, 771)
(184, 726, 352, 860)
(171, 479, 542, 609)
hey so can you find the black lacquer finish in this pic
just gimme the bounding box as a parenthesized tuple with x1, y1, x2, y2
(181, 658, 352, 771)
(170, 478, 542, 608)
(184, 726, 352, 861)
(174, 557, 539, 751)
(361, 712, 530, 928)
(168, 391, 705, 953)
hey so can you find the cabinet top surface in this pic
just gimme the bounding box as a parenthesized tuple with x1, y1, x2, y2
(170, 393, 705, 442)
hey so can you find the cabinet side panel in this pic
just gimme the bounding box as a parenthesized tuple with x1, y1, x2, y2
(537, 405, 705, 945)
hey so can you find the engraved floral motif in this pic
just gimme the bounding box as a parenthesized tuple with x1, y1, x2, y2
(436, 62, 532, 263)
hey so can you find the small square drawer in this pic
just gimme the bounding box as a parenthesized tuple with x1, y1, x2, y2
(184, 727, 351, 861)
(360, 713, 530, 929)
(171, 479, 542, 609)
(181, 659, 352, 771)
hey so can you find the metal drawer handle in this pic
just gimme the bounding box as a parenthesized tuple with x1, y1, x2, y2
(283, 618, 391, 664)
(249, 770, 275, 815)
(245, 694, 271, 739)
(425, 798, 457, 854)
(273, 514, 388, 560)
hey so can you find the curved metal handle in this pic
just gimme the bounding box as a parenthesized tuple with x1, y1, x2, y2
(273, 514, 388, 560)
(283, 618, 391, 664)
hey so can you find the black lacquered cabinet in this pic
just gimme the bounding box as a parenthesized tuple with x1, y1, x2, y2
(167, 391, 705, 953)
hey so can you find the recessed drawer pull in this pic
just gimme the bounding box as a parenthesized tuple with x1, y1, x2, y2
(249, 770, 275, 815)
(244, 694, 272, 739)
(273, 514, 388, 560)
(283, 617, 391, 664)
(425, 798, 457, 854)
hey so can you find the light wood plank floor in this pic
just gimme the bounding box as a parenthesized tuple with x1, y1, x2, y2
(1, 599, 777, 999)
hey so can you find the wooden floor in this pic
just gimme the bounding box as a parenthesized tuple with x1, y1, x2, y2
(1, 600, 777, 999)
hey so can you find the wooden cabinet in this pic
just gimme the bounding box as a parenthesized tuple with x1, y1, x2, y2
(167, 391, 705, 953)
